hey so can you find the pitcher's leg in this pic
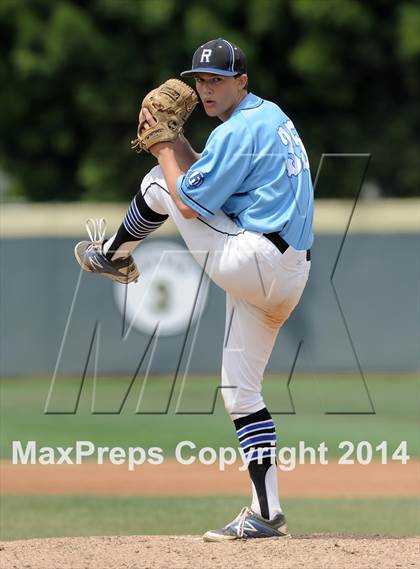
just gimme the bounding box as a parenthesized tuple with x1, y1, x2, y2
(103, 182, 169, 260)
(221, 294, 284, 419)
(221, 293, 289, 521)
(105, 165, 243, 272)
(140, 166, 248, 266)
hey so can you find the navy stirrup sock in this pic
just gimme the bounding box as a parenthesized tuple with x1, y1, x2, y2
(234, 408, 278, 519)
(105, 190, 168, 260)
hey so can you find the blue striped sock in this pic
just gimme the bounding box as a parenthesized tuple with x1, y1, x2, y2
(234, 408, 278, 519)
(104, 190, 168, 260)
(123, 197, 167, 240)
(236, 418, 276, 463)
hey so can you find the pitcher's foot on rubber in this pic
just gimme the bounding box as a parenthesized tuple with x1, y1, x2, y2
(203, 507, 288, 542)
(74, 218, 139, 285)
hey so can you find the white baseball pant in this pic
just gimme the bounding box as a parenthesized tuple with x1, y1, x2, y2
(140, 166, 310, 420)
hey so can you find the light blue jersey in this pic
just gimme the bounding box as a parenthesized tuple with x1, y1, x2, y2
(176, 92, 314, 250)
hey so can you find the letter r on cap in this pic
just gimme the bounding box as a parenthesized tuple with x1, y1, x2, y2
(200, 49, 212, 63)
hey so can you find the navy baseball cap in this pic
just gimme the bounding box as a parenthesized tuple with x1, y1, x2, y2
(181, 38, 247, 77)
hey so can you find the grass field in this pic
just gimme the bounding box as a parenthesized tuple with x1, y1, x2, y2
(1, 374, 418, 541)
(1, 374, 418, 459)
(1, 496, 418, 540)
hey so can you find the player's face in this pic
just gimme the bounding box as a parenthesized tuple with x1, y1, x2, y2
(194, 73, 248, 121)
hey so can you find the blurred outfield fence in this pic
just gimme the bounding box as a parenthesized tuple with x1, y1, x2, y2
(0, 199, 418, 376)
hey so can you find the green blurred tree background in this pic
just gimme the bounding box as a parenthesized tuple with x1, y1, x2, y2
(0, 0, 418, 201)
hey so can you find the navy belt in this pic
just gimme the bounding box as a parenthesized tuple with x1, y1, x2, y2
(263, 232, 311, 262)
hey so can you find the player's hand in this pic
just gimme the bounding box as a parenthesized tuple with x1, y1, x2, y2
(131, 79, 198, 154)
(140, 107, 156, 132)
(142, 107, 174, 158)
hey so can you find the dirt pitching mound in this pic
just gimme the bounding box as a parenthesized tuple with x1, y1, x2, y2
(1, 535, 418, 569)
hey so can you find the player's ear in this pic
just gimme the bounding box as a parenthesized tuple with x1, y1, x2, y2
(236, 74, 248, 91)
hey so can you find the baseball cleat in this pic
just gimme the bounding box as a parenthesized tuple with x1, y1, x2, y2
(74, 218, 139, 285)
(203, 506, 288, 542)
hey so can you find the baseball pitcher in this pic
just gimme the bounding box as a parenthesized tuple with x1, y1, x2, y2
(75, 38, 314, 541)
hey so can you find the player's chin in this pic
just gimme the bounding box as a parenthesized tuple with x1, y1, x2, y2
(203, 107, 219, 117)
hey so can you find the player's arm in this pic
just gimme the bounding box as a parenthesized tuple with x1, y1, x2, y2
(151, 143, 199, 219)
(174, 134, 201, 171)
(142, 107, 198, 219)
(145, 110, 251, 220)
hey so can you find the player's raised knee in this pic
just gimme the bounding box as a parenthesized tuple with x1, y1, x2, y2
(221, 388, 264, 419)
(141, 165, 165, 191)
